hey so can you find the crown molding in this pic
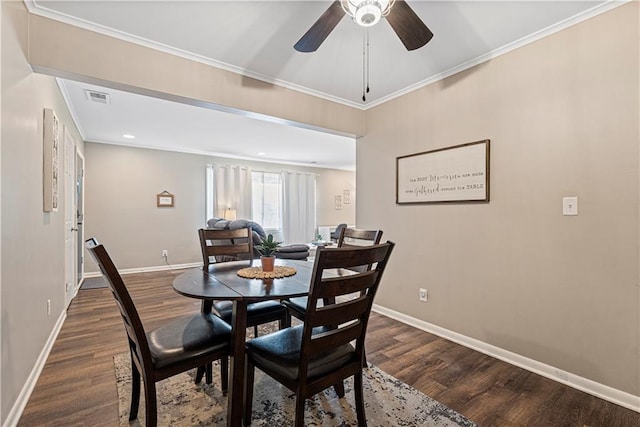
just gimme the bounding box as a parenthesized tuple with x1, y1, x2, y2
(27, 0, 629, 112)
(25, 0, 364, 110)
(365, 0, 629, 109)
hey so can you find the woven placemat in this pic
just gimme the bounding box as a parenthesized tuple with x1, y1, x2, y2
(237, 266, 297, 279)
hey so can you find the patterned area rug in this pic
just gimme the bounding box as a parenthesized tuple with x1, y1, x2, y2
(114, 353, 477, 426)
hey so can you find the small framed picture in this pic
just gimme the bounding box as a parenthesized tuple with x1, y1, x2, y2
(157, 191, 175, 207)
(343, 189, 351, 204)
(335, 195, 342, 210)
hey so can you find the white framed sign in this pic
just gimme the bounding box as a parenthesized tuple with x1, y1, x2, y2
(396, 140, 490, 204)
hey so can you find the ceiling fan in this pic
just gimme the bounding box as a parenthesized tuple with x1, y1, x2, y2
(294, 0, 433, 53)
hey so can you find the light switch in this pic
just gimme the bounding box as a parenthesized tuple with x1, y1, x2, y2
(563, 197, 578, 216)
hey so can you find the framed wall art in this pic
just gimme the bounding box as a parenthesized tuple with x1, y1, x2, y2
(43, 108, 59, 212)
(396, 139, 490, 204)
(157, 191, 175, 207)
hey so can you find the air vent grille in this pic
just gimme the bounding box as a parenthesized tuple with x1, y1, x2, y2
(84, 90, 110, 104)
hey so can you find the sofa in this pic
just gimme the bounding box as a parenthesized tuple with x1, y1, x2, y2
(206, 218, 309, 260)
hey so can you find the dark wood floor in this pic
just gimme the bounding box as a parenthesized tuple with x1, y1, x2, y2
(18, 270, 639, 426)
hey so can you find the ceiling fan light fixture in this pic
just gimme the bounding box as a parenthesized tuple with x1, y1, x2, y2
(341, 0, 395, 28)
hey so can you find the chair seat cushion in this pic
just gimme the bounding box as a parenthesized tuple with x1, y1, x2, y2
(275, 245, 309, 260)
(214, 300, 288, 327)
(246, 324, 355, 382)
(274, 251, 309, 260)
(147, 313, 231, 369)
(282, 297, 324, 318)
(276, 244, 310, 253)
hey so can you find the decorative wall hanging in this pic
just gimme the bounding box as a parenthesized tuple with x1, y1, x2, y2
(43, 108, 59, 212)
(335, 195, 343, 210)
(396, 139, 490, 204)
(156, 191, 175, 207)
(343, 189, 351, 204)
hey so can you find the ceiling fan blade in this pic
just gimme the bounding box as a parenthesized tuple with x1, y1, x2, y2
(386, 0, 433, 51)
(294, 1, 345, 53)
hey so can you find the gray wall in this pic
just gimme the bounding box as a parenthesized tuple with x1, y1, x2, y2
(84, 142, 355, 272)
(1, 1, 84, 422)
(359, 3, 639, 395)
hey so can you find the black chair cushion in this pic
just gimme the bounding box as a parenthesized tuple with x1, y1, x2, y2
(147, 313, 231, 369)
(274, 251, 309, 260)
(274, 244, 309, 260)
(246, 325, 355, 382)
(276, 244, 309, 253)
(214, 300, 288, 327)
(282, 297, 324, 318)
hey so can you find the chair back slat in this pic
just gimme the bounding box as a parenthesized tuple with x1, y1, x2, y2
(314, 244, 390, 270)
(300, 242, 395, 371)
(316, 272, 377, 299)
(310, 297, 369, 328)
(207, 244, 252, 256)
(337, 228, 383, 273)
(85, 238, 153, 372)
(198, 227, 253, 268)
(338, 228, 383, 247)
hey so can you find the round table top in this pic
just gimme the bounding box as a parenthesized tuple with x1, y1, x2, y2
(172, 259, 314, 302)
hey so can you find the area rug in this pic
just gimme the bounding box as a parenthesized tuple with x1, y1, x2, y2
(115, 353, 477, 426)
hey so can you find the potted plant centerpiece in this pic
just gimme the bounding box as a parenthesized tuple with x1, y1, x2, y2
(255, 234, 281, 272)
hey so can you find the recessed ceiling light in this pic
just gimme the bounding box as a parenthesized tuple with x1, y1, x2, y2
(258, 152, 266, 156)
(122, 134, 136, 139)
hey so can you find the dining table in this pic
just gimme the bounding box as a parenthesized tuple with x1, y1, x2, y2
(172, 258, 316, 427)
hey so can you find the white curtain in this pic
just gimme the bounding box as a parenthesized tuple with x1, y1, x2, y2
(206, 164, 252, 221)
(282, 171, 316, 244)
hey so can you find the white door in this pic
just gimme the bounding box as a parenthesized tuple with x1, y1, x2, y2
(76, 150, 85, 286)
(64, 127, 77, 307)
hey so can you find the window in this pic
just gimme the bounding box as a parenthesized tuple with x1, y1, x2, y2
(252, 171, 282, 230)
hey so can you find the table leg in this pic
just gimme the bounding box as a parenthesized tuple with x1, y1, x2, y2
(227, 300, 248, 427)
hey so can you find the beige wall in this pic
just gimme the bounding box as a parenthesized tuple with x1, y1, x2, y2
(84, 142, 355, 272)
(1, 1, 84, 422)
(359, 3, 639, 395)
(316, 168, 356, 228)
(27, 13, 365, 138)
(2, 1, 638, 422)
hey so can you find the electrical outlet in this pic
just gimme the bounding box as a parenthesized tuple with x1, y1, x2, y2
(162, 249, 168, 258)
(47, 299, 51, 316)
(419, 288, 427, 302)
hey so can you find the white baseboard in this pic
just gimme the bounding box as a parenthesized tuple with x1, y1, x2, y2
(83, 262, 201, 279)
(372, 304, 640, 413)
(3, 310, 67, 427)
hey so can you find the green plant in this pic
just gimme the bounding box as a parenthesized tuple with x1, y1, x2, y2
(255, 234, 282, 257)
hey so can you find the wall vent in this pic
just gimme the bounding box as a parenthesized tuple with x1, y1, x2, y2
(84, 90, 110, 104)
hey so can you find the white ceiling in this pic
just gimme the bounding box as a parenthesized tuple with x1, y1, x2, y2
(57, 78, 357, 170)
(29, 0, 621, 170)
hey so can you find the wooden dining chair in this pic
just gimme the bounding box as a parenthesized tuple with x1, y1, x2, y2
(283, 228, 383, 321)
(85, 238, 231, 427)
(198, 228, 290, 336)
(244, 241, 395, 427)
(338, 227, 384, 251)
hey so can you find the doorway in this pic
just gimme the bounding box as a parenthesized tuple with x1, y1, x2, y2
(63, 128, 85, 308)
(76, 150, 85, 289)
